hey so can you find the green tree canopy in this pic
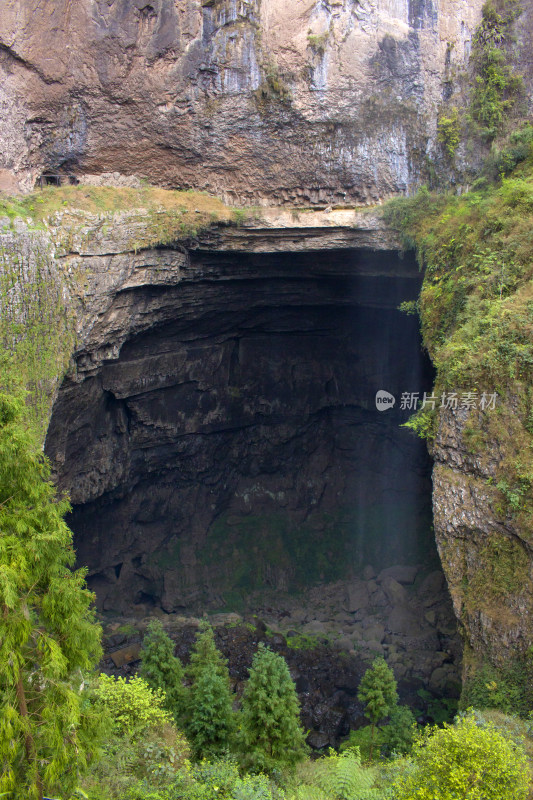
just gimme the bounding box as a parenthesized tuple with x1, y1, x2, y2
(0, 391, 103, 800)
(139, 619, 185, 722)
(186, 621, 229, 685)
(239, 643, 307, 773)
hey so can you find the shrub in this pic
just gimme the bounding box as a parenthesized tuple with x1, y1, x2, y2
(437, 106, 461, 158)
(292, 748, 376, 800)
(381, 705, 416, 756)
(392, 711, 530, 800)
(95, 674, 172, 738)
(469, 0, 523, 141)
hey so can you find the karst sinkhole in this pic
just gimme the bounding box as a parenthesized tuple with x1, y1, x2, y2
(45, 246, 450, 625)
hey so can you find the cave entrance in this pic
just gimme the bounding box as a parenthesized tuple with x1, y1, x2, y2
(46, 247, 438, 614)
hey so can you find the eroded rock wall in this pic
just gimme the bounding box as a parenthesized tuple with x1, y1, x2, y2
(45, 243, 435, 614)
(1, 0, 484, 200)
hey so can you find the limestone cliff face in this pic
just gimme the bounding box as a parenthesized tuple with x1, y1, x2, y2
(37, 211, 435, 614)
(432, 401, 533, 674)
(1, 0, 484, 201)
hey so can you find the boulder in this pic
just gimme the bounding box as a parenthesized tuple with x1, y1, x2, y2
(418, 571, 446, 606)
(344, 580, 370, 613)
(378, 565, 419, 585)
(381, 576, 409, 607)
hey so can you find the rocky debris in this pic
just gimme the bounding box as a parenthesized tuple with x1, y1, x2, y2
(99, 564, 461, 748)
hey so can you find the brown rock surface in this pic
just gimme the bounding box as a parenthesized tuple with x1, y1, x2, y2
(0, 0, 486, 199)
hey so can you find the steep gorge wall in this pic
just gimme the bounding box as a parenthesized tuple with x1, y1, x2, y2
(0, 0, 485, 202)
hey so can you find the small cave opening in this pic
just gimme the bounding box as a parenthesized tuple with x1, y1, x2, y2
(45, 246, 461, 703)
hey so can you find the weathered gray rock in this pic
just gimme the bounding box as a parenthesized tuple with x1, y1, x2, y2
(378, 565, 419, 585)
(381, 577, 409, 608)
(345, 580, 370, 613)
(0, 0, 487, 200)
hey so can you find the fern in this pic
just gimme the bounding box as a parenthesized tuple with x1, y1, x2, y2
(298, 748, 377, 800)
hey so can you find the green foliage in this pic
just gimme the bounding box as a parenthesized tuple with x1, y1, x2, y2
(402, 406, 437, 443)
(381, 705, 416, 756)
(0, 234, 74, 441)
(398, 299, 418, 316)
(81, 724, 191, 800)
(460, 655, 533, 716)
(188, 758, 285, 800)
(186, 621, 230, 685)
(392, 711, 530, 800)
(254, 64, 291, 107)
(0, 390, 103, 799)
(140, 619, 186, 723)
(481, 123, 533, 180)
(239, 644, 307, 773)
(357, 658, 398, 759)
(95, 675, 172, 739)
(416, 689, 458, 725)
(340, 727, 383, 763)
(342, 706, 415, 761)
(469, 0, 523, 141)
(187, 669, 236, 760)
(292, 748, 376, 800)
(307, 31, 329, 55)
(437, 106, 461, 158)
(183, 622, 235, 759)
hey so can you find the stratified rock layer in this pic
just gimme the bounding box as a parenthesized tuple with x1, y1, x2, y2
(45, 245, 435, 614)
(1, 0, 485, 199)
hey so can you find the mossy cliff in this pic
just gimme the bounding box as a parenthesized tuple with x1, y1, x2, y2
(385, 155, 533, 706)
(0, 184, 235, 439)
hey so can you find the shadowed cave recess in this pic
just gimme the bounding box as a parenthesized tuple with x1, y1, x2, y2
(45, 246, 461, 705)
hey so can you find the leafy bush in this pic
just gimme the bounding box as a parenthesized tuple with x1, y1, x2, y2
(460, 656, 533, 716)
(381, 705, 416, 756)
(437, 106, 461, 158)
(392, 711, 530, 800)
(188, 759, 285, 800)
(95, 674, 172, 738)
(469, 0, 523, 141)
(291, 748, 376, 800)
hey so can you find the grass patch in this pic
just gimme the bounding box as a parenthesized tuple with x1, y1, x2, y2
(0, 183, 244, 249)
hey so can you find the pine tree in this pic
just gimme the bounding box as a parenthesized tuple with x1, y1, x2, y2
(187, 669, 235, 758)
(0, 391, 103, 800)
(186, 620, 229, 684)
(239, 643, 307, 773)
(357, 656, 398, 760)
(184, 621, 235, 757)
(139, 619, 185, 723)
